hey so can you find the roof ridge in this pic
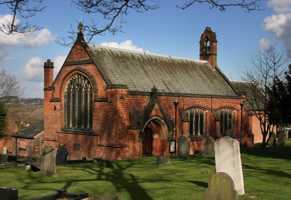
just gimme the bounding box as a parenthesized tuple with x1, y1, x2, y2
(90, 44, 208, 64)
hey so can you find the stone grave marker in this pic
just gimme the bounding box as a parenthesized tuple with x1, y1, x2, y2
(40, 149, 57, 176)
(277, 131, 287, 146)
(204, 172, 238, 200)
(56, 145, 68, 164)
(0, 187, 18, 200)
(178, 136, 188, 158)
(203, 136, 215, 156)
(215, 136, 245, 195)
(1, 147, 8, 163)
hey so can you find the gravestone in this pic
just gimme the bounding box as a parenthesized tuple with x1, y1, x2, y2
(215, 136, 245, 195)
(203, 136, 215, 156)
(204, 172, 238, 200)
(178, 136, 188, 158)
(40, 149, 57, 176)
(277, 131, 287, 146)
(1, 147, 8, 163)
(0, 187, 18, 200)
(56, 145, 68, 164)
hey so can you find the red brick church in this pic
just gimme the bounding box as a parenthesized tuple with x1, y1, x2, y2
(42, 26, 253, 160)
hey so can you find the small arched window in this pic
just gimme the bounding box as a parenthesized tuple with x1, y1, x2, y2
(217, 109, 235, 136)
(204, 38, 211, 55)
(186, 108, 206, 136)
(64, 73, 93, 130)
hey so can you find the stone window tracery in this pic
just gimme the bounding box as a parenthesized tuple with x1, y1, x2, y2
(186, 108, 206, 136)
(217, 109, 235, 136)
(64, 73, 93, 130)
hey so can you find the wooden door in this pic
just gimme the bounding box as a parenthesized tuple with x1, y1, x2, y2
(143, 127, 153, 155)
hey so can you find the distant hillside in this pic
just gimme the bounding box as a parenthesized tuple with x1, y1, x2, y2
(1, 97, 43, 136)
(0, 96, 43, 105)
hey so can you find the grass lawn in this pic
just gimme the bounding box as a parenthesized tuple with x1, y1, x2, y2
(1, 141, 291, 200)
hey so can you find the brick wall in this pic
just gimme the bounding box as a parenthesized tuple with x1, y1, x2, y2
(42, 41, 253, 161)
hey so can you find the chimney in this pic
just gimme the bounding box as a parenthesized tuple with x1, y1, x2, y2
(199, 27, 218, 68)
(44, 59, 54, 89)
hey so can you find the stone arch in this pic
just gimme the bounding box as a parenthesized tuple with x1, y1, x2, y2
(141, 116, 168, 156)
(60, 68, 98, 99)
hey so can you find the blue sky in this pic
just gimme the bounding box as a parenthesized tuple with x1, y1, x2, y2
(0, 0, 290, 97)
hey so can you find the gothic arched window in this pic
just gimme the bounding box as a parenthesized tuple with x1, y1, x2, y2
(217, 109, 235, 136)
(64, 73, 93, 130)
(186, 108, 206, 136)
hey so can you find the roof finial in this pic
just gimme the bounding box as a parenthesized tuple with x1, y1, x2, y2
(78, 22, 84, 33)
(76, 22, 85, 43)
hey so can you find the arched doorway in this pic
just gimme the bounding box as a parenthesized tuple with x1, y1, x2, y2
(142, 117, 168, 156)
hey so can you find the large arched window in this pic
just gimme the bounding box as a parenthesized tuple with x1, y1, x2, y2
(185, 108, 206, 136)
(64, 73, 93, 130)
(217, 109, 235, 136)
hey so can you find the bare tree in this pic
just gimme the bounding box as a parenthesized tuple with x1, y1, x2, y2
(0, 0, 45, 33)
(244, 47, 286, 147)
(0, 0, 263, 41)
(0, 69, 21, 97)
(179, 0, 261, 11)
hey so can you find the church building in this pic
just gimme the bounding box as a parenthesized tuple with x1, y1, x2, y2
(42, 26, 251, 160)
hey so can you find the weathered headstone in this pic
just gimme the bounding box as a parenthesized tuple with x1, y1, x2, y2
(215, 136, 245, 195)
(1, 147, 8, 163)
(40, 149, 57, 176)
(203, 136, 215, 156)
(204, 172, 238, 200)
(277, 131, 287, 146)
(56, 145, 68, 164)
(178, 136, 188, 158)
(0, 187, 18, 200)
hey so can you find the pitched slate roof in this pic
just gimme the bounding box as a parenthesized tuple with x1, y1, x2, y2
(88, 46, 238, 97)
(231, 81, 264, 110)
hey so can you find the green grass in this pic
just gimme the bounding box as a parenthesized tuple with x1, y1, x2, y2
(1, 141, 291, 200)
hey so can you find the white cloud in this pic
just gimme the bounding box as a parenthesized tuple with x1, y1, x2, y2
(24, 57, 43, 82)
(259, 38, 272, 50)
(53, 55, 66, 77)
(268, 0, 291, 14)
(0, 15, 54, 47)
(24, 56, 66, 82)
(100, 40, 149, 53)
(264, 1, 291, 57)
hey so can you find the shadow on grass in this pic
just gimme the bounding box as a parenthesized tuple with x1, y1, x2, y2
(188, 180, 208, 188)
(241, 143, 291, 160)
(243, 163, 291, 179)
(16, 160, 153, 200)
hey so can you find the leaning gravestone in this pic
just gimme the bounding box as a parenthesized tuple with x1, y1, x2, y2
(204, 172, 238, 200)
(56, 145, 68, 164)
(203, 136, 215, 156)
(215, 136, 245, 195)
(40, 149, 57, 176)
(178, 136, 188, 159)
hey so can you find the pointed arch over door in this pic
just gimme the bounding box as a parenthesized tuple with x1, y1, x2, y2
(64, 73, 93, 130)
(142, 116, 169, 156)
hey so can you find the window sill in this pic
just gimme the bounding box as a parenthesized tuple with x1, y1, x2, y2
(60, 128, 96, 136)
(190, 135, 204, 141)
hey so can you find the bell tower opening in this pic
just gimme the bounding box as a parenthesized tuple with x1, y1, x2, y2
(200, 27, 218, 68)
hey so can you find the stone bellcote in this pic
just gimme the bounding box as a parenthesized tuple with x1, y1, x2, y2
(200, 27, 218, 69)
